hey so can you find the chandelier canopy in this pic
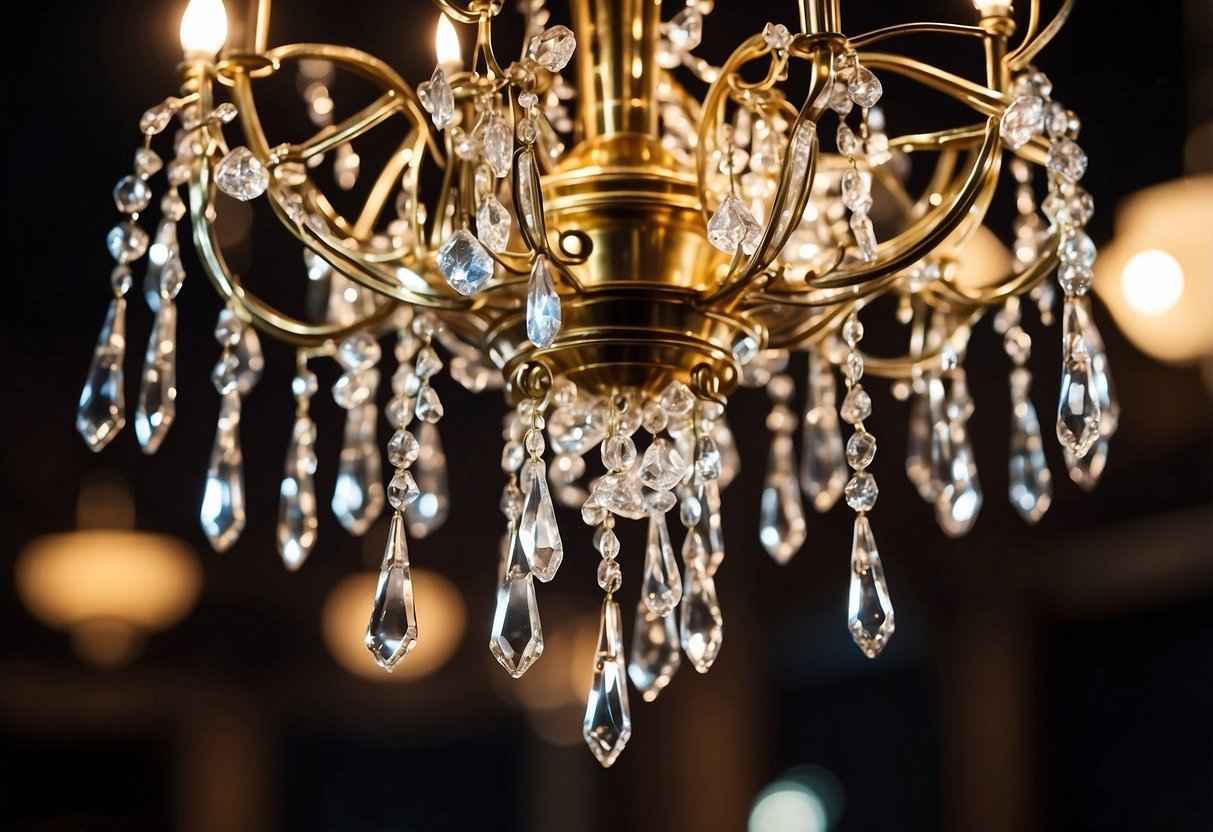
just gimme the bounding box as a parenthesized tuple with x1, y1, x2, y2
(79, 0, 1116, 767)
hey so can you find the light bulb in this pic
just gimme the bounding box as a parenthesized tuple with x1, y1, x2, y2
(1121, 249, 1184, 316)
(435, 14, 462, 73)
(180, 0, 228, 58)
(973, 0, 1013, 16)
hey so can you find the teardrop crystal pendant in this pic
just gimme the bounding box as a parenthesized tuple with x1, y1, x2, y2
(905, 386, 934, 501)
(332, 401, 385, 535)
(847, 514, 894, 658)
(277, 415, 319, 571)
(1076, 296, 1119, 439)
(690, 480, 726, 577)
(1009, 385, 1053, 524)
(800, 351, 847, 512)
(526, 254, 562, 347)
(1056, 298, 1101, 457)
(628, 595, 682, 702)
(935, 418, 983, 538)
(1064, 437, 1108, 491)
(200, 390, 246, 552)
(583, 598, 632, 768)
(680, 556, 724, 673)
(489, 521, 544, 678)
(404, 421, 450, 538)
(77, 297, 127, 452)
(642, 508, 682, 616)
(365, 511, 418, 671)
(134, 301, 178, 454)
(518, 458, 564, 582)
(760, 432, 807, 564)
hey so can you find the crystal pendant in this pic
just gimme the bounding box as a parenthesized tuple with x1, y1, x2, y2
(591, 471, 648, 520)
(847, 65, 883, 108)
(1009, 382, 1052, 524)
(526, 254, 562, 348)
(1000, 96, 1045, 150)
(530, 24, 577, 73)
(707, 192, 762, 255)
(77, 297, 127, 452)
(628, 595, 682, 702)
(277, 414, 319, 571)
(477, 114, 512, 179)
(365, 511, 418, 670)
(332, 401, 385, 535)
(905, 387, 934, 501)
(639, 437, 687, 492)
(418, 66, 454, 130)
(134, 302, 178, 454)
(232, 320, 265, 395)
(687, 480, 726, 577)
(476, 194, 511, 253)
(489, 521, 544, 678)
(935, 381, 983, 538)
(1057, 298, 1101, 457)
(437, 229, 494, 296)
(642, 508, 682, 616)
(142, 219, 179, 312)
(847, 514, 894, 658)
(1064, 437, 1108, 491)
(518, 457, 564, 581)
(583, 598, 632, 768)
(404, 421, 450, 538)
(214, 147, 269, 201)
(680, 557, 723, 673)
(200, 390, 246, 552)
(800, 351, 847, 512)
(1076, 297, 1119, 438)
(760, 432, 807, 564)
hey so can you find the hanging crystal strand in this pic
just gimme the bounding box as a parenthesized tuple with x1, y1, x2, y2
(637, 395, 685, 616)
(680, 397, 725, 674)
(331, 331, 385, 535)
(1062, 296, 1118, 486)
(760, 374, 807, 563)
(838, 310, 894, 658)
(277, 352, 320, 571)
(583, 548, 633, 768)
(77, 268, 130, 452)
(996, 299, 1053, 523)
(800, 349, 847, 512)
(403, 314, 451, 538)
(201, 307, 259, 552)
(905, 367, 935, 501)
(834, 54, 882, 262)
(934, 364, 983, 538)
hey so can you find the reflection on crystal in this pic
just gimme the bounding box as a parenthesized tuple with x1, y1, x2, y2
(1056, 299, 1101, 457)
(714, 417, 741, 488)
(489, 522, 544, 678)
(760, 432, 807, 564)
(629, 595, 681, 702)
(332, 401, 385, 536)
(1076, 298, 1119, 439)
(847, 514, 894, 658)
(935, 379, 983, 538)
(707, 192, 762, 255)
(200, 390, 246, 552)
(519, 458, 563, 582)
(1009, 390, 1052, 524)
(801, 351, 847, 512)
(365, 511, 418, 670)
(548, 401, 604, 455)
(680, 557, 723, 673)
(906, 386, 934, 501)
(404, 421, 450, 538)
(77, 297, 127, 452)
(232, 320, 265, 395)
(642, 508, 682, 616)
(526, 255, 562, 348)
(143, 219, 178, 312)
(583, 599, 632, 768)
(278, 415, 319, 571)
(437, 229, 494, 296)
(1064, 437, 1108, 491)
(639, 437, 686, 492)
(135, 302, 178, 454)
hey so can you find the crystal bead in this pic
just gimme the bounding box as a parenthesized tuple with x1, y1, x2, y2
(647, 489, 677, 513)
(760, 432, 807, 564)
(107, 220, 149, 263)
(659, 381, 696, 416)
(1012, 70, 1052, 99)
(331, 368, 380, 409)
(1000, 96, 1045, 150)
(694, 434, 722, 480)
(516, 114, 539, 144)
(551, 452, 586, 485)
(629, 595, 682, 702)
(680, 558, 723, 673)
(405, 421, 450, 537)
(1067, 188, 1095, 227)
(641, 400, 668, 434)
(599, 527, 621, 560)
(77, 297, 127, 451)
(847, 65, 883, 108)
(597, 558, 622, 593)
(134, 147, 163, 179)
(524, 428, 545, 457)
(843, 313, 864, 346)
(139, 102, 175, 135)
(827, 78, 853, 114)
(277, 415, 319, 571)
(639, 437, 687, 492)
(549, 401, 604, 454)
(583, 599, 632, 768)
(762, 22, 792, 51)
(848, 514, 894, 658)
(419, 67, 455, 130)
(1009, 393, 1053, 524)
(477, 114, 512, 179)
(111, 265, 133, 296)
(642, 508, 682, 615)
(526, 254, 562, 347)
(800, 352, 847, 512)
(213, 307, 244, 347)
(840, 383, 872, 424)
(502, 440, 525, 473)
(200, 391, 246, 552)
(387, 469, 421, 509)
(844, 352, 864, 382)
(210, 353, 240, 396)
(1046, 137, 1088, 183)
(210, 102, 238, 124)
(336, 332, 381, 373)
(437, 229, 494, 296)
(365, 512, 419, 671)
(850, 212, 878, 261)
(413, 344, 443, 380)
(388, 429, 420, 468)
(591, 471, 648, 520)
(837, 123, 860, 156)
(113, 175, 151, 214)
(519, 458, 563, 581)
(1058, 262, 1093, 295)
(332, 402, 386, 535)
(844, 471, 879, 512)
(530, 25, 577, 73)
(1059, 230, 1097, 269)
(706, 192, 762, 255)
(414, 385, 445, 423)
(476, 194, 512, 253)
(490, 524, 544, 678)
(846, 429, 876, 470)
(600, 434, 636, 472)
(1045, 100, 1069, 139)
(142, 219, 178, 310)
(214, 147, 269, 201)
(679, 491, 702, 527)
(582, 498, 608, 527)
(134, 302, 178, 454)
(518, 91, 539, 109)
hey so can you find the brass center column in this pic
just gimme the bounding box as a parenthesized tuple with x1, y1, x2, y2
(573, 0, 661, 139)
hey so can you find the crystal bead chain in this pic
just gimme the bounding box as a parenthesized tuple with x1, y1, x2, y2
(277, 351, 320, 570)
(331, 328, 385, 536)
(838, 310, 895, 658)
(680, 396, 725, 674)
(995, 299, 1053, 524)
(1010, 158, 1055, 324)
(832, 51, 884, 263)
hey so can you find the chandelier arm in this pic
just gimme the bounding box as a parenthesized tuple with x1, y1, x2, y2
(858, 53, 1007, 117)
(845, 22, 989, 50)
(351, 131, 428, 241)
(856, 309, 985, 380)
(284, 92, 403, 163)
(430, 0, 487, 26)
(930, 236, 1060, 308)
(1007, 0, 1074, 71)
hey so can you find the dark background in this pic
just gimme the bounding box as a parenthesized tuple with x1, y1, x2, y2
(4, 1, 1212, 831)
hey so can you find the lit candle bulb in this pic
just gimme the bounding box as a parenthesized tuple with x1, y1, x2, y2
(435, 14, 462, 75)
(180, 0, 228, 59)
(972, 0, 1013, 16)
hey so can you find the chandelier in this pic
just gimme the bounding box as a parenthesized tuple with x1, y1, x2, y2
(79, 0, 1117, 767)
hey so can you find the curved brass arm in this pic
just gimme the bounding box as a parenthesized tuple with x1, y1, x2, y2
(1007, 0, 1075, 70)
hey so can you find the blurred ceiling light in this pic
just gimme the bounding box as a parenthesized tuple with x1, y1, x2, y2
(322, 568, 465, 681)
(949, 224, 1014, 291)
(15, 476, 202, 668)
(1094, 175, 1213, 364)
(749, 766, 845, 832)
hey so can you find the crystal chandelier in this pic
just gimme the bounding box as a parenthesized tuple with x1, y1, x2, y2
(80, 0, 1117, 766)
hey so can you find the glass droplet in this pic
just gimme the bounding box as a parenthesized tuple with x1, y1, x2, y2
(134, 301, 178, 454)
(680, 558, 723, 673)
(365, 512, 418, 670)
(437, 229, 494, 296)
(332, 401, 386, 536)
(800, 351, 847, 511)
(526, 254, 562, 347)
(277, 414, 319, 571)
(519, 458, 563, 581)
(404, 421, 450, 538)
(77, 297, 127, 452)
(583, 599, 632, 768)
(760, 432, 806, 564)
(642, 508, 682, 616)
(628, 596, 682, 702)
(847, 514, 894, 658)
(200, 391, 246, 552)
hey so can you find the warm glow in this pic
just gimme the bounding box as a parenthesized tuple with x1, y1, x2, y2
(948, 224, 1013, 290)
(1121, 249, 1184, 316)
(435, 14, 462, 71)
(322, 569, 465, 681)
(180, 0, 228, 57)
(749, 783, 828, 832)
(972, 0, 1013, 15)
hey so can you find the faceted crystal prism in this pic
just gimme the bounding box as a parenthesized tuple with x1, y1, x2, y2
(850, 212, 877, 261)
(639, 438, 687, 492)
(476, 194, 512, 252)
(707, 192, 762, 255)
(405, 421, 450, 538)
(418, 67, 455, 130)
(591, 471, 648, 520)
(277, 415, 319, 571)
(935, 386, 983, 538)
(847, 65, 883, 108)
(583, 599, 632, 768)
(1000, 96, 1045, 150)
(332, 401, 385, 535)
(113, 175, 151, 214)
(628, 596, 682, 702)
(477, 114, 512, 179)
(800, 351, 847, 512)
(760, 432, 807, 564)
(1056, 299, 1101, 457)
(526, 255, 562, 348)
(642, 508, 682, 616)
(1009, 393, 1053, 524)
(847, 514, 894, 658)
(1046, 137, 1088, 183)
(530, 25, 577, 73)
(840, 383, 872, 424)
(200, 391, 246, 552)
(906, 387, 934, 501)
(762, 22, 793, 51)
(489, 523, 544, 678)
(107, 221, 149, 264)
(77, 297, 127, 452)
(214, 147, 269, 201)
(365, 512, 418, 670)
(437, 229, 494, 296)
(143, 219, 180, 312)
(680, 558, 724, 673)
(518, 458, 563, 581)
(134, 301, 178, 454)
